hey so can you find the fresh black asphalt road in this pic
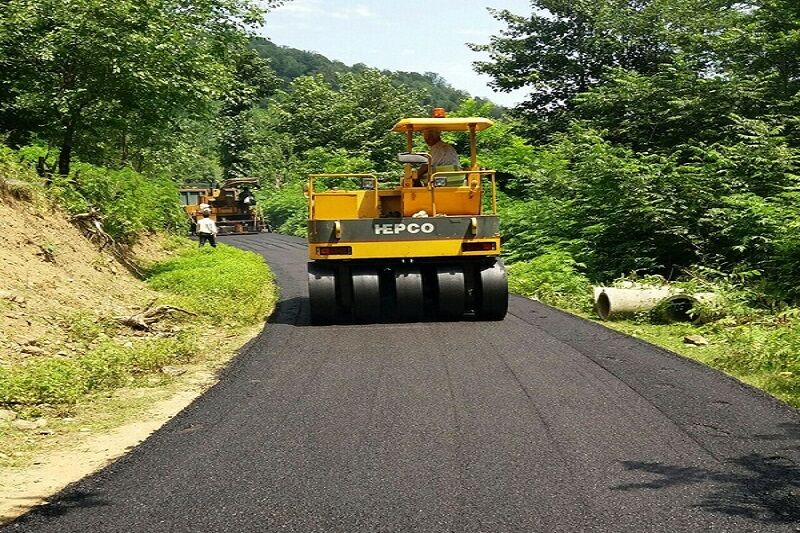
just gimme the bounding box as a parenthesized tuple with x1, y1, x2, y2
(6, 233, 799, 532)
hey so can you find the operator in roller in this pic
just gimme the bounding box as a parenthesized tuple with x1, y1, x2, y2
(416, 128, 461, 185)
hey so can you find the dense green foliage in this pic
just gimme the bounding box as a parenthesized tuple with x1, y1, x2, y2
(0, 0, 286, 175)
(472, 0, 799, 301)
(507, 251, 592, 310)
(0, 0, 287, 244)
(473, 0, 800, 404)
(0, 145, 186, 243)
(0, 242, 275, 406)
(0, 0, 291, 242)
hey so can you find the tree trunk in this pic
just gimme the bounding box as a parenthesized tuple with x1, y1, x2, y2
(58, 119, 76, 176)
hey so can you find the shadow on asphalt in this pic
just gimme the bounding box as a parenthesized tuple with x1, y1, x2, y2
(267, 297, 309, 327)
(267, 296, 488, 328)
(613, 423, 800, 525)
(13, 490, 111, 522)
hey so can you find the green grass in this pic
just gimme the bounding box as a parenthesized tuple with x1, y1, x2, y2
(146, 243, 276, 326)
(506, 251, 593, 312)
(61, 311, 120, 348)
(0, 337, 196, 406)
(0, 242, 275, 408)
(596, 318, 799, 408)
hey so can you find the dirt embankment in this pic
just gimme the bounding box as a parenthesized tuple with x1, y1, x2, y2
(0, 181, 275, 523)
(0, 185, 200, 522)
(0, 191, 169, 362)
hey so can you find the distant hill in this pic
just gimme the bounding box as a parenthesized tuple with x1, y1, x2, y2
(250, 37, 501, 115)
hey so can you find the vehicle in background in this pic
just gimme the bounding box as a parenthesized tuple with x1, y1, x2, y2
(180, 178, 265, 235)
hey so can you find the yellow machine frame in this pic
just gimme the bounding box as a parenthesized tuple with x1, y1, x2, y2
(306, 117, 500, 261)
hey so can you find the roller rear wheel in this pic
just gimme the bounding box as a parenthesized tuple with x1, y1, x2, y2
(351, 267, 381, 322)
(308, 263, 338, 324)
(477, 259, 508, 320)
(436, 264, 465, 319)
(395, 266, 424, 322)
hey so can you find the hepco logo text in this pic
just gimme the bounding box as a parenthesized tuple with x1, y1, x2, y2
(374, 222, 435, 235)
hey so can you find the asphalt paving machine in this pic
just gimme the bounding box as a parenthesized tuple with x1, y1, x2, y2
(306, 111, 508, 324)
(180, 177, 264, 235)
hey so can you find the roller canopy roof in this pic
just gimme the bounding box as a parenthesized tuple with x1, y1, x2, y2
(391, 117, 494, 132)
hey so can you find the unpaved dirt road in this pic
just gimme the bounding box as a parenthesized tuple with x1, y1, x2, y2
(6, 233, 799, 532)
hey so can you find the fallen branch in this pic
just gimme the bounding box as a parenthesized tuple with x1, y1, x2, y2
(71, 208, 113, 249)
(116, 299, 196, 331)
(71, 207, 145, 278)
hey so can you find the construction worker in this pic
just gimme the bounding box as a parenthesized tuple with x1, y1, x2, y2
(416, 128, 461, 185)
(196, 212, 218, 248)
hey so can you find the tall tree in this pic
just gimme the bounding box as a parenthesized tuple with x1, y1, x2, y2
(470, 0, 675, 138)
(275, 71, 424, 171)
(218, 50, 280, 179)
(0, 0, 284, 175)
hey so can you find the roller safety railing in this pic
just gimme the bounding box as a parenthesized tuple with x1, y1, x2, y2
(307, 170, 498, 219)
(427, 169, 497, 217)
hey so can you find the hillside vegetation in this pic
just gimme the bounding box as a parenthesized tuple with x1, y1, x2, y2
(0, 152, 275, 412)
(250, 37, 501, 114)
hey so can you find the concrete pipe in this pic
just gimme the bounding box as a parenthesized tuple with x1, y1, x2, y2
(593, 286, 606, 305)
(658, 292, 719, 323)
(595, 287, 674, 320)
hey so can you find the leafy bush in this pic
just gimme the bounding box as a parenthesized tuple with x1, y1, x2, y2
(257, 183, 307, 237)
(714, 322, 800, 406)
(500, 196, 576, 262)
(47, 163, 186, 242)
(6, 144, 187, 242)
(506, 250, 592, 311)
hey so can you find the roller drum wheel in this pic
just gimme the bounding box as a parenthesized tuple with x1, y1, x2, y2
(351, 267, 381, 322)
(478, 259, 508, 320)
(394, 266, 424, 322)
(308, 262, 338, 325)
(436, 264, 465, 319)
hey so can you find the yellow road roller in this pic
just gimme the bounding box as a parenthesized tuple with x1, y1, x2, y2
(306, 112, 507, 324)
